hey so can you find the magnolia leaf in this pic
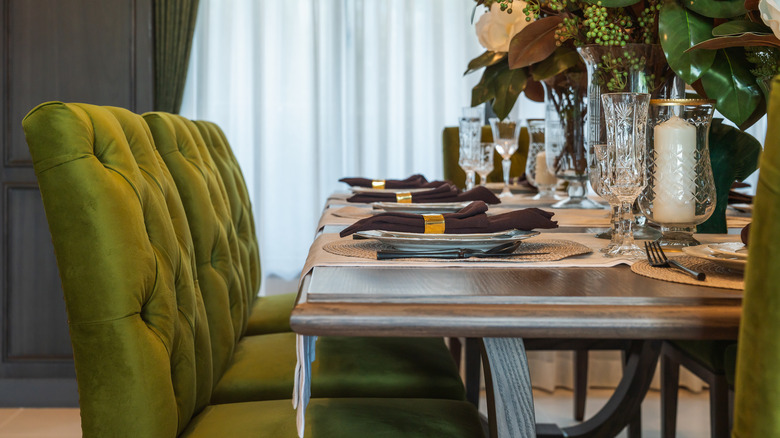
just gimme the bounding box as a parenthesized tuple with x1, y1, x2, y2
(530, 46, 582, 81)
(492, 67, 528, 119)
(507, 16, 563, 69)
(699, 48, 762, 127)
(686, 0, 747, 18)
(465, 51, 508, 75)
(471, 62, 506, 106)
(712, 19, 771, 36)
(687, 33, 780, 51)
(745, 0, 759, 9)
(659, 0, 716, 84)
(524, 78, 545, 102)
(698, 118, 762, 233)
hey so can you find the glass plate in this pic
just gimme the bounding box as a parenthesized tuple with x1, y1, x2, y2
(708, 242, 748, 260)
(682, 244, 746, 271)
(350, 187, 430, 194)
(354, 229, 539, 252)
(372, 202, 472, 214)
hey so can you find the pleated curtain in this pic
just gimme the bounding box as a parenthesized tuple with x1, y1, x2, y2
(154, 0, 200, 113)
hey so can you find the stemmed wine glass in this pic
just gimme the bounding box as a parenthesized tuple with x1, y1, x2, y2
(589, 144, 621, 252)
(599, 92, 651, 258)
(459, 107, 483, 190)
(475, 142, 495, 186)
(489, 118, 522, 197)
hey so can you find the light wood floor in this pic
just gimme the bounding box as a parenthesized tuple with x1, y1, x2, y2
(0, 387, 711, 437)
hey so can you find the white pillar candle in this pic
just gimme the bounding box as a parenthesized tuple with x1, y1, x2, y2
(652, 115, 696, 224)
(535, 151, 557, 186)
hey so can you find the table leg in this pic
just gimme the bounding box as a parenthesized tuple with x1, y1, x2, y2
(538, 340, 661, 438)
(482, 337, 537, 438)
(294, 334, 317, 438)
(465, 338, 482, 407)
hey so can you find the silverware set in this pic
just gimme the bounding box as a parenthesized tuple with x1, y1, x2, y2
(376, 241, 547, 260)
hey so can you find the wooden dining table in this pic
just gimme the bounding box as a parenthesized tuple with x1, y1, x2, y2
(290, 191, 746, 438)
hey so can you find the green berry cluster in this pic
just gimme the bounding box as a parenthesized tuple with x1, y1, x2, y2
(582, 3, 632, 46)
(636, 1, 662, 44)
(555, 16, 581, 47)
(522, 0, 542, 21)
(596, 51, 655, 92)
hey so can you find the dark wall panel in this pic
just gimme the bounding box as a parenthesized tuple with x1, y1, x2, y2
(5, 185, 70, 360)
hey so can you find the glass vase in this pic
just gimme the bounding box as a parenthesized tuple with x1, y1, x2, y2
(638, 99, 717, 248)
(543, 73, 602, 209)
(578, 44, 684, 238)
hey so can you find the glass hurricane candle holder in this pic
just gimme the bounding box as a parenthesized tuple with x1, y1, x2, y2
(523, 119, 559, 201)
(638, 99, 716, 248)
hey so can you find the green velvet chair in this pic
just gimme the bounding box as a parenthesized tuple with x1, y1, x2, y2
(23, 101, 484, 437)
(442, 126, 529, 189)
(143, 112, 468, 405)
(660, 340, 736, 438)
(193, 120, 295, 336)
(731, 75, 780, 438)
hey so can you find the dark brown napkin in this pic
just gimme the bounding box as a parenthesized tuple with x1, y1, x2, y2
(340, 174, 447, 189)
(742, 223, 751, 246)
(729, 190, 753, 205)
(480, 208, 558, 232)
(340, 201, 490, 237)
(347, 184, 500, 204)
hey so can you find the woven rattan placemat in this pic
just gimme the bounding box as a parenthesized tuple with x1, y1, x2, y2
(323, 238, 592, 262)
(631, 255, 744, 290)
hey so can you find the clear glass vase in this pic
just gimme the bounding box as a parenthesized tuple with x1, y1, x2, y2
(638, 99, 717, 248)
(543, 73, 602, 209)
(578, 44, 685, 238)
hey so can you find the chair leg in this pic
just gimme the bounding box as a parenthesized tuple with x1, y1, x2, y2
(574, 349, 588, 421)
(709, 376, 730, 438)
(449, 337, 463, 373)
(465, 338, 482, 408)
(661, 351, 680, 438)
(621, 349, 642, 438)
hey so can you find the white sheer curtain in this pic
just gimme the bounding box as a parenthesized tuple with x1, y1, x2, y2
(181, 1, 763, 394)
(181, 0, 497, 279)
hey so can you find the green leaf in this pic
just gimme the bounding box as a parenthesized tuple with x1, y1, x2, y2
(530, 47, 582, 81)
(659, 0, 716, 84)
(507, 16, 563, 69)
(697, 119, 762, 233)
(464, 51, 507, 75)
(712, 20, 771, 36)
(687, 33, 780, 51)
(685, 0, 747, 18)
(491, 67, 528, 119)
(699, 48, 762, 127)
(580, 0, 639, 7)
(471, 61, 507, 107)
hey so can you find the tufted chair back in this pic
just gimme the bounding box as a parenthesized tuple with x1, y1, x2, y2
(143, 112, 249, 381)
(22, 102, 213, 437)
(194, 121, 261, 305)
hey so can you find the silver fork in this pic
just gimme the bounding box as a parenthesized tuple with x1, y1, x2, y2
(644, 241, 706, 281)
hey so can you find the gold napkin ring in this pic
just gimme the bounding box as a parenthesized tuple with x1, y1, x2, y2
(372, 180, 386, 189)
(423, 214, 445, 234)
(396, 192, 412, 203)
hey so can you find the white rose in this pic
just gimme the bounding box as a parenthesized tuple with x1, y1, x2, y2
(759, 0, 780, 40)
(475, 2, 532, 53)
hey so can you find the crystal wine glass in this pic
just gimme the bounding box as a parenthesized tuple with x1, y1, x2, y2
(475, 142, 495, 186)
(589, 143, 621, 252)
(459, 108, 483, 190)
(599, 92, 651, 258)
(489, 117, 522, 197)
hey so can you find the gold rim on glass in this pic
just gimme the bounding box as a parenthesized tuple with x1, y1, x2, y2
(649, 98, 715, 106)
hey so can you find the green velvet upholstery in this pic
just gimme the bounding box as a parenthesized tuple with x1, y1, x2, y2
(194, 121, 261, 311)
(182, 398, 483, 438)
(23, 102, 214, 436)
(670, 340, 736, 373)
(194, 120, 293, 336)
(245, 293, 295, 334)
(442, 125, 529, 189)
(212, 333, 466, 404)
(732, 76, 780, 438)
(22, 102, 485, 437)
(146, 112, 468, 407)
